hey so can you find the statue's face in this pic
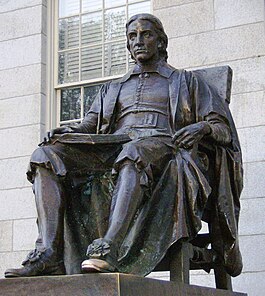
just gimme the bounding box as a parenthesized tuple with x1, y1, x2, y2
(127, 19, 160, 64)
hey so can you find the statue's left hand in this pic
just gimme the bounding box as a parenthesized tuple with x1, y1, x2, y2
(172, 122, 211, 149)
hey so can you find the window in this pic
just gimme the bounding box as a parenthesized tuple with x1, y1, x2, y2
(53, 0, 151, 126)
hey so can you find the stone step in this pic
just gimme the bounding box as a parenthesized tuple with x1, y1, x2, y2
(0, 273, 247, 296)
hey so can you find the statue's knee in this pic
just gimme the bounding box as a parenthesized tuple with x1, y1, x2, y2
(119, 159, 136, 169)
(122, 141, 141, 153)
(30, 147, 47, 162)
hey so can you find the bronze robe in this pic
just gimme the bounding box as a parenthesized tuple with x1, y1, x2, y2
(45, 65, 243, 277)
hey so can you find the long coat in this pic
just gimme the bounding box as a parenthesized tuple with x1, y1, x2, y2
(64, 63, 243, 277)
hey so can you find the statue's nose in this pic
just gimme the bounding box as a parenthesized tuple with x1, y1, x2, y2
(135, 34, 144, 45)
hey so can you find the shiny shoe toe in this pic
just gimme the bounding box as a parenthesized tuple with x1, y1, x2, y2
(81, 258, 116, 273)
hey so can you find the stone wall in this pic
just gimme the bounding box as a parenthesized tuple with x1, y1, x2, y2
(152, 1, 265, 295)
(0, 0, 47, 277)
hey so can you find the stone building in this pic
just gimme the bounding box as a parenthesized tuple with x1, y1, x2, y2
(0, 1, 264, 295)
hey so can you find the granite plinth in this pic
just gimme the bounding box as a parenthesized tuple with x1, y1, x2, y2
(0, 273, 247, 296)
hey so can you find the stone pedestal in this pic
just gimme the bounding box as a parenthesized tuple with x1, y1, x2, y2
(0, 273, 247, 296)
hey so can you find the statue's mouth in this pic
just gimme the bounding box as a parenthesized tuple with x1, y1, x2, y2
(135, 49, 148, 54)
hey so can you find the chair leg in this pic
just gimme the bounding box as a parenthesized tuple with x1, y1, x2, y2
(169, 242, 191, 283)
(214, 265, 232, 290)
(209, 216, 233, 291)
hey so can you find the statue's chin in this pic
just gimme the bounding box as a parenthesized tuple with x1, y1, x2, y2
(134, 52, 160, 65)
(135, 54, 149, 63)
(135, 56, 156, 65)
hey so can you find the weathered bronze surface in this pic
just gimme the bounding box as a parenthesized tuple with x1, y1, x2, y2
(5, 13, 243, 290)
(0, 274, 247, 296)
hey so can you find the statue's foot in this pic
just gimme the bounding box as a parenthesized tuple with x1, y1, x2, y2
(4, 249, 65, 278)
(81, 258, 116, 273)
(4, 262, 65, 278)
(83, 238, 116, 273)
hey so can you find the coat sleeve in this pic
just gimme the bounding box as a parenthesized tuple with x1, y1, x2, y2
(65, 82, 110, 134)
(204, 113, 231, 145)
(186, 70, 232, 145)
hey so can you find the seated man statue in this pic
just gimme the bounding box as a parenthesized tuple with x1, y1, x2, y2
(5, 13, 243, 278)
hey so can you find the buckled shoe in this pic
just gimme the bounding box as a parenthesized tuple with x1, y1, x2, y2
(5, 249, 65, 278)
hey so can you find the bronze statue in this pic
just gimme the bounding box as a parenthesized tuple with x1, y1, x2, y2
(5, 14, 243, 279)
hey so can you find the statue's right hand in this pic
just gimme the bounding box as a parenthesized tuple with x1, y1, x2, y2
(40, 126, 72, 146)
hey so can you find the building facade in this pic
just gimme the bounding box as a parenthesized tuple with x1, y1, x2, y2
(0, 1, 264, 295)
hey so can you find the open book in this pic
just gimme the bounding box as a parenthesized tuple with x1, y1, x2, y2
(48, 133, 132, 145)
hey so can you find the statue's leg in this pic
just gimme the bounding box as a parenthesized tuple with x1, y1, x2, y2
(82, 160, 144, 272)
(5, 166, 66, 277)
(104, 160, 144, 246)
(33, 166, 65, 261)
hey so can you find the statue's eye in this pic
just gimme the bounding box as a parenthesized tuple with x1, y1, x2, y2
(129, 33, 136, 40)
(144, 32, 151, 38)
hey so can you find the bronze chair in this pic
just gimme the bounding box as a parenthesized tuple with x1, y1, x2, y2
(154, 231, 233, 290)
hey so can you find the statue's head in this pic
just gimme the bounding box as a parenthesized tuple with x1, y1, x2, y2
(126, 13, 168, 64)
